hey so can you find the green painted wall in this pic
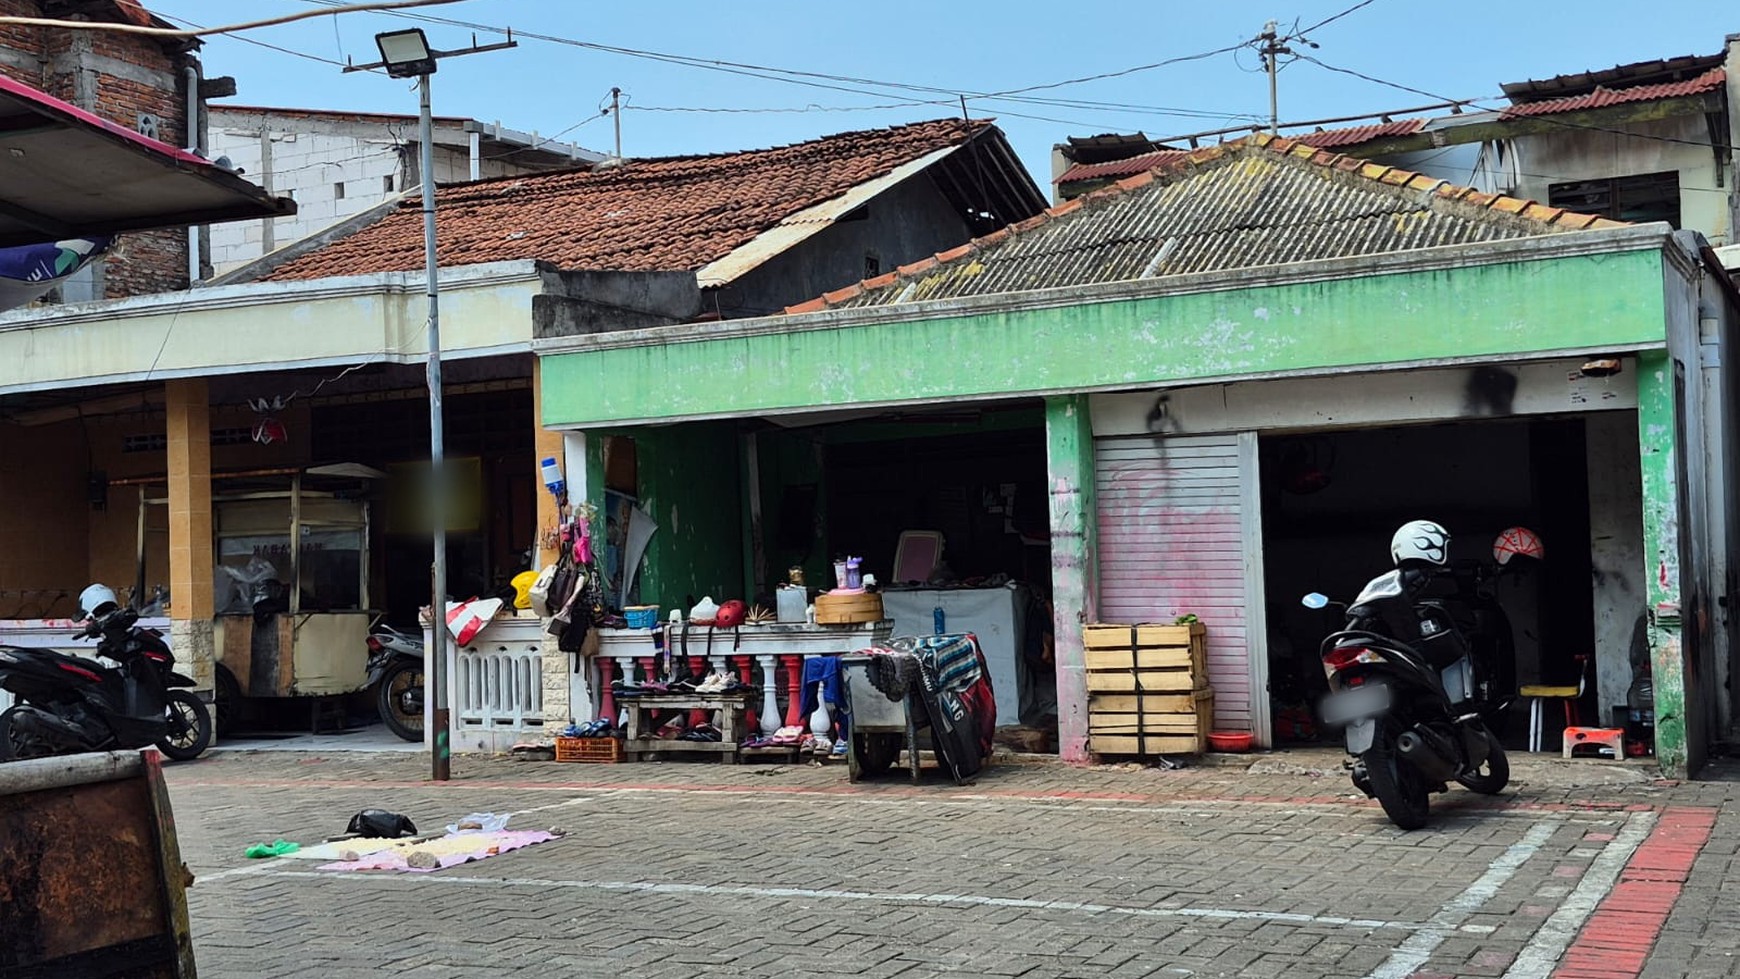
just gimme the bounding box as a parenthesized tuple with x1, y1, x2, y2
(1045, 395, 1097, 764)
(542, 250, 1668, 426)
(632, 423, 745, 612)
(1636, 349, 1688, 775)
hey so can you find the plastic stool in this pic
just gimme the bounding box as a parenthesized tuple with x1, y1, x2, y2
(1562, 726, 1625, 760)
(1521, 684, 1580, 752)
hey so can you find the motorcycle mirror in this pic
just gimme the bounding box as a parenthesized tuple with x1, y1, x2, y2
(1301, 593, 1330, 610)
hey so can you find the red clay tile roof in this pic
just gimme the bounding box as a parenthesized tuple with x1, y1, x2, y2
(1056, 119, 1430, 186)
(1500, 67, 1726, 118)
(796, 132, 1625, 314)
(1294, 118, 1427, 148)
(261, 118, 988, 282)
(1056, 148, 1192, 185)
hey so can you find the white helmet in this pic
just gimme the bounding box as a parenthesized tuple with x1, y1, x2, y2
(1390, 520, 1450, 568)
(77, 583, 119, 621)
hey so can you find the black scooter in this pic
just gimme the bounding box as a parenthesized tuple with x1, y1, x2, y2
(1308, 567, 1510, 830)
(0, 607, 212, 761)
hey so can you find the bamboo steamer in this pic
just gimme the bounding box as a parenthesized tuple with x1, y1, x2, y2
(814, 590, 883, 625)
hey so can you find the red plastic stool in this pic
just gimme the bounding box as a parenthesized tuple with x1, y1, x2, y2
(1562, 726, 1625, 760)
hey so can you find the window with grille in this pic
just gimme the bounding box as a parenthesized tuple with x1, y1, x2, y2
(1548, 171, 1681, 228)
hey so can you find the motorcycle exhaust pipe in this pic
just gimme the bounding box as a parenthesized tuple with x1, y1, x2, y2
(1396, 730, 1457, 782)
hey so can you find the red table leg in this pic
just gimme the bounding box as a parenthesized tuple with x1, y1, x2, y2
(733, 654, 757, 730)
(782, 654, 804, 728)
(597, 658, 615, 727)
(689, 655, 709, 727)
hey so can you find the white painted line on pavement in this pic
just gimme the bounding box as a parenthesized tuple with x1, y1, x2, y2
(197, 862, 282, 883)
(246, 869, 1428, 931)
(1501, 809, 1655, 979)
(1363, 817, 1563, 979)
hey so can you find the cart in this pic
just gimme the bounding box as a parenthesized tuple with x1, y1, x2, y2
(842, 634, 995, 786)
(0, 750, 197, 977)
(842, 651, 923, 783)
(127, 464, 383, 724)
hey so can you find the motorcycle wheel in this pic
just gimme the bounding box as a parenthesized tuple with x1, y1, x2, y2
(1363, 722, 1431, 830)
(378, 659, 424, 742)
(156, 690, 213, 761)
(1457, 738, 1510, 795)
(0, 706, 57, 761)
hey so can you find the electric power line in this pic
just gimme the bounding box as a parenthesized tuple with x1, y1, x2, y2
(1292, 0, 1383, 40)
(295, 0, 1261, 121)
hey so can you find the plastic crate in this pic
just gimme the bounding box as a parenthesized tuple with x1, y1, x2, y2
(554, 737, 622, 764)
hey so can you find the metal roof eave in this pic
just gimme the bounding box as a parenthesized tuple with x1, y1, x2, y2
(0, 75, 293, 248)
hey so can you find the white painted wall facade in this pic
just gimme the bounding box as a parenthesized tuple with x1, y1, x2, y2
(1508, 115, 1730, 245)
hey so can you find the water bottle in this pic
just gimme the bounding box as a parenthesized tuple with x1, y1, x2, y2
(540, 457, 566, 499)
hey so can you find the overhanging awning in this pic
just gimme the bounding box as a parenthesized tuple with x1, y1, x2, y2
(0, 74, 294, 248)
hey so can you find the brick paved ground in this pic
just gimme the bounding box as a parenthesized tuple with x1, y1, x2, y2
(160, 749, 1740, 978)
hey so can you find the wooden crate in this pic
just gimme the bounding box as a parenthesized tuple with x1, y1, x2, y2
(1085, 622, 1211, 757)
(1085, 685, 1211, 740)
(554, 737, 622, 764)
(1083, 622, 1206, 680)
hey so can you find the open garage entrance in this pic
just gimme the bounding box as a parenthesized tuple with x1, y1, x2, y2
(1258, 414, 1643, 750)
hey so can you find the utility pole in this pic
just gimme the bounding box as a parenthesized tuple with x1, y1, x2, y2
(346, 28, 516, 782)
(1257, 21, 1292, 135)
(610, 87, 622, 160)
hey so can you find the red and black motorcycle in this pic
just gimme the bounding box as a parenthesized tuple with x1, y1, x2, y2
(0, 584, 211, 761)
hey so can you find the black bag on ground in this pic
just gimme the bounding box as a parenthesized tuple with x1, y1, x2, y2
(346, 809, 417, 838)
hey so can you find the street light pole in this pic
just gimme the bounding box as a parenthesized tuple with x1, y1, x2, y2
(416, 70, 449, 782)
(347, 29, 515, 782)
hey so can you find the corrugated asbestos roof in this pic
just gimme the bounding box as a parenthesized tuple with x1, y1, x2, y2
(257, 119, 1003, 282)
(1499, 67, 1726, 118)
(793, 133, 1624, 314)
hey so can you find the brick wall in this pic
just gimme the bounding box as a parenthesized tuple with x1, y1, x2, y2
(0, 1, 195, 297)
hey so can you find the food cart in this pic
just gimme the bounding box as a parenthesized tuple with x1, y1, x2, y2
(131, 465, 381, 718)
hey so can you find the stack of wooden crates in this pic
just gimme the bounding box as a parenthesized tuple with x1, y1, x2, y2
(1085, 622, 1213, 755)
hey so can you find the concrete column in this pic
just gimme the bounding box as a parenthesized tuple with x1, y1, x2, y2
(531, 359, 566, 570)
(533, 360, 574, 725)
(165, 379, 215, 697)
(1637, 351, 1689, 775)
(1045, 395, 1098, 763)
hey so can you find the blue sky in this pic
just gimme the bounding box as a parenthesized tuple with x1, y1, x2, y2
(162, 1, 1730, 185)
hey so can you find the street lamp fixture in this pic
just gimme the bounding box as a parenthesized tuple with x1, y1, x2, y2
(374, 28, 437, 78)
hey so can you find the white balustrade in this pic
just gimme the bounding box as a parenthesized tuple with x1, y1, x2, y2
(446, 616, 546, 753)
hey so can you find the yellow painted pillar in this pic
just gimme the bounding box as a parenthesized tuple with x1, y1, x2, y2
(165, 378, 216, 696)
(532, 359, 566, 569)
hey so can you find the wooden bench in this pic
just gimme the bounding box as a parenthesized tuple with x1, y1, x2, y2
(621, 693, 749, 763)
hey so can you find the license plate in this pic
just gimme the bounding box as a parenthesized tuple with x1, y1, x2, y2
(1345, 718, 1376, 754)
(1320, 684, 1391, 726)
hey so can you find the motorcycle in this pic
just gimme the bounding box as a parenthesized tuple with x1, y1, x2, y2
(367, 619, 425, 742)
(0, 586, 213, 762)
(1306, 566, 1510, 830)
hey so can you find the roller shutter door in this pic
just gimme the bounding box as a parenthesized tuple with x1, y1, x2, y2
(1094, 432, 1266, 738)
